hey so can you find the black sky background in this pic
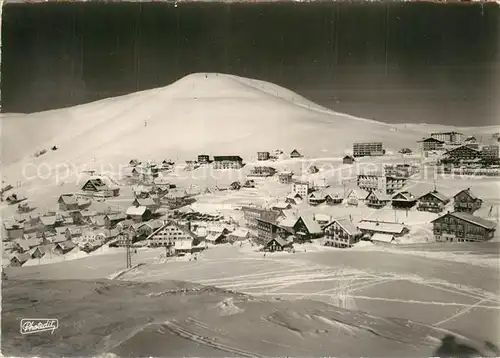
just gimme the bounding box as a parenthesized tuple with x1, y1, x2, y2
(1, 2, 498, 125)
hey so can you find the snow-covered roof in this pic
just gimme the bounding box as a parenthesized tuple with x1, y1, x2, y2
(11, 252, 31, 263)
(174, 240, 193, 250)
(58, 194, 77, 205)
(39, 216, 57, 226)
(266, 236, 291, 247)
(419, 190, 450, 203)
(371, 233, 395, 243)
(366, 190, 391, 201)
(195, 227, 208, 237)
(207, 224, 228, 233)
(133, 197, 157, 207)
(286, 192, 301, 199)
(126, 206, 148, 216)
(298, 216, 322, 234)
(105, 212, 127, 221)
(453, 188, 481, 201)
(273, 202, 291, 210)
(56, 240, 77, 250)
(432, 212, 496, 230)
(313, 214, 331, 223)
(205, 233, 224, 242)
(357, 220, 407, 235)
(230, 228, 249, 238)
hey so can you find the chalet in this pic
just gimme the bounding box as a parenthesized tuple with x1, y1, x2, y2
(278, 171, 293, 184)
(343, 155, 355, 165)
(29, 246, 46, 259)
(464, 136, 477, 144)
(264, 237, 293, 252)
(66, 210, 84, 225)
(54, 240, 77, 255)
(417, 190, 450, 213)
(14, 237, 42, 253)
(146, 221, 197, 248)
(324, 218, 362, 248)
(132, 197, 160, 213)
(285, 192, 302, 205)
(365, 191, 391, 208)
(10, 253, 31, 267)
(228, 228, 250, 242)
(164, 189, 189, 202)
(257, 151, 270, 161)
(431, 211, 497, 242)
(443, 145, 481, 162)
(242, 206, 281, 229)
(126, 206, 152, 222)
(419, 137, 445, 152)
(3, 221, 24, 240)
(38, 216, 58, 232)
(205, 233, 226, 245)
(81, 238, 105, 253)
(197, 154, 210, 164)
(324, 192, 343, 205)
(250, 166, 276, 177)
(213, 156, 244, 170)
(391, 191, 417, 209)
(81, 178, 120, 197)
(136, 220, 165, 240)
(206, 224, 230, 236)
(345, 188, 369, 206)
(481, 145, 500, 161)
(230, 181, 242, 191)
(104, 213, 127, 229)
(48, 234, 67, 245)
(65, 227, 82, 240)
(293, 216, 323, 242)
(370, 233, 396, 245)
(308, 165, 319, 174)
(58, 194, 79, 211)
(453, 188, 483, 213)
(308, 191, 326, 206)
(290, 149, 303, 158)
(256, 218, 292, 244)
(357, 220, 409, 238)
(292, 181, 310, 198)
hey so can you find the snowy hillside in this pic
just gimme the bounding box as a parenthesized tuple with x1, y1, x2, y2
(3, 72, 498, 173)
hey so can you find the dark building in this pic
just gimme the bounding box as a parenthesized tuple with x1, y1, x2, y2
(431, 211, 496, 242)
(256, 218, 291, 244)
(417, 190, 450, 213)
(443, 145, 481, 162)
(213, 156, 244, 169)
(257, 152, 270, 161)
(453, 188, 482, 213)
(197, 154, 210, 164)
(242, 206, 281, 229)
(391, 191, 417, 209)
(250, 166, 276, 177)
(323, 218, 362, 248)
(57, 194, 79, 211)
(343, 155, 355, 165)
(353, 142, 384, 157)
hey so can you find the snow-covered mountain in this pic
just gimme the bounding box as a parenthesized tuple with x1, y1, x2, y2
(1, 72, 498, 172)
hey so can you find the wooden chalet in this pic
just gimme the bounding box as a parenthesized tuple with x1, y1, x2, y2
(146, 221, 198, 249)
(29, 246, 46, 259)
(345, 188, 369, 206)
(323, 218, 362, 248)
(271, 202, 292, 215)
(81, 178, 120, 197)
(443, 145, 481, 162)
(293, 216, 323, 242)
(419, 137, 444, 152)
(370, 233, 396, 244)
(417, 190, 450, 213)
(453, 188, 482, 214)
(104, 213, 127, 229)
(431, 211, 496, 243)
(391, 191, 417, 209)
(308, 165, 319, 174)
(10, 253, 31, 267)
(14, 237, 43, 253)
(3, 221, 24, 240)
(132, 197, 160, 213)
(197, 154, 210, 164)
(365, 190, 391, 209)
(308, 191, 326, 206)
(58, 194, 79, 211)
(126, 206, 152, 222)
(205, 233, 226, 245)
(54, 240, 77, 255)
(228, 228, 250, 242)
(324, 192, 343, 205)
(278, 171, 293, 184)
(230, 181, 242, 190)
(264, 237, 293, 252)
(343, 155, 355, 165)
(285, 192, 302, 205)
(290, 149, 303, 158)
(256, 218, 292, 244)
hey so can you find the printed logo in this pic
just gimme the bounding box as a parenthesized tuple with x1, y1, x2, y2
(20, 318, 58, 335)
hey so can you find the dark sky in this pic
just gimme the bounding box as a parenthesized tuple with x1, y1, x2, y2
(1, 2, 498, 125)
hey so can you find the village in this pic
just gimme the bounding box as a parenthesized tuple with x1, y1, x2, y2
(2, 130, 500, 268)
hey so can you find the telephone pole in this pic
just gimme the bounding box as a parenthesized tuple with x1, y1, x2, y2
(125, 231, 132, 269)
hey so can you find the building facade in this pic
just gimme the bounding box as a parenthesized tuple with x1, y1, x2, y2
(257, 151, 270, 161)
(323, 219, 362, 248)
(353, 142, 384, 157)
(242, 206, 280, 229)
(256, 218, 291, 243)
(417, 190, 450, 213)
(278, 172, 293, 184)
(197, 155, 210, 164)
(343, 155, 355, 164)
(453, 188, 482, 213)
(292, 181, 309, 198)
(431, 211, 496, 242)
(212, 156, 243, 169)
(481, 145, 500, 161)
(146, 221, 197, 248)
(250, 166, 276, 177)
(431, 132, 463, 144)
(419, 137, 445, 152)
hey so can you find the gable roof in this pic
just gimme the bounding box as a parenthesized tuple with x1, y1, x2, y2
(230, 228, 249, 238)
(296, 216, 322, 234)
(272, 202, 291, 210)
(324, 218, 361, 236)
(11, 252, 31, 263)
(126, 206, 148, 216)
(147, 221, 198, 241)
(419, 137, 445, 143)
(58, 194, 78, 205)
(105, 212, 127, 221)
(419, 190, 450, 203)
(444, 145, 481, 155)
(432, 212, 496, 230)
(39, 216, 57, 226)
(357, 220, 407, 235)
(453, 188, 481, 201)
(56, 240, 77, 251)
(81, 178, 110, 191)
(133, 197, 157, 207)
(290, 149, 301, 155)
(366, 190, 391, 201)
(391, 191, 416, 201)
(91, 215, 106, 226)
(213, 156, 243, 162)
(371, 233, 395, 243)
(346, 188, 369, 199)
(266, 236, 290, 247)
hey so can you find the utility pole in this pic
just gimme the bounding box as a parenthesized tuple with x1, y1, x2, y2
(125, 231, 132, 269)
